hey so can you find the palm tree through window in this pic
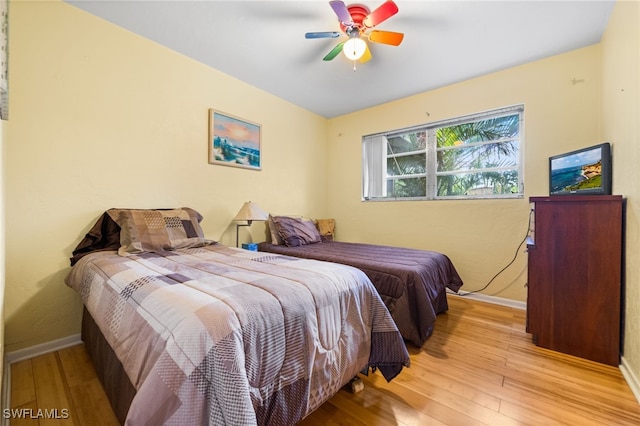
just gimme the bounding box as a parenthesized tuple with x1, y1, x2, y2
(363, 105, 523, 200)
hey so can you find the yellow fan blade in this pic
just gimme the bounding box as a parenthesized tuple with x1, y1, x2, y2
(359, 43, 372, 63)
(368, 30, 404, 46)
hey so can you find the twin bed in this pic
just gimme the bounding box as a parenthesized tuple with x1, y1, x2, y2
(259, 214, 464, 347)
(66, 209, 410, 425)
(66, 208, 463, 424)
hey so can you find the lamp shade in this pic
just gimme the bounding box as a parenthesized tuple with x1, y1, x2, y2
(343, 37, 367, 60)
(233, 201, 268, 222)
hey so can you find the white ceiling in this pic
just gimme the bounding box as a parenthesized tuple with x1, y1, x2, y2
(66, 0, 615, 118)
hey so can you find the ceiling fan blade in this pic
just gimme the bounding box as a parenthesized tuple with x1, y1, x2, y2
(368, 30, 404, 46)
(305, 31, 341, 39)
(329, 1, 354, 26)
(363, 0, 399, 28)
(359, 43, 372, 63)
(323, 42, 345, 61)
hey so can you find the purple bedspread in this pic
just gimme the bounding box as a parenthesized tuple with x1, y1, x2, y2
(258, 241, 463, 346)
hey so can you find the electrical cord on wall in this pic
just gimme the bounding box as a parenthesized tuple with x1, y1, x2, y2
(461, 209, 533, 296)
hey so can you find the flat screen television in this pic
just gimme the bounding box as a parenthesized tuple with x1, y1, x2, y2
(549, 142, 612, 195)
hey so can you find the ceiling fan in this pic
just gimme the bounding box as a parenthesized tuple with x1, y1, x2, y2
(305, 0, 404, 67)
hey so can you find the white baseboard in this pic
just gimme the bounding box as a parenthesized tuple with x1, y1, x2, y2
(447, 288, 527, 310)
(620, 356, 640, 404)
(1, 358, 9, 426)
(5, 334, 82, 364)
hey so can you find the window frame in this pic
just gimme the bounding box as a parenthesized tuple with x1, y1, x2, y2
(362, 105, 525, 201)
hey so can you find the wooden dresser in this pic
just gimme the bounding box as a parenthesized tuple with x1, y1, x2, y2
(526, 195, 623, 366)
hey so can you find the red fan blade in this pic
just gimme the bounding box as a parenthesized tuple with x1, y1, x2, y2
(368, 30, 404, 46)
(329, 1, 354, 26)
(363, 0, 399, 28)
(323, 42, 345, 61)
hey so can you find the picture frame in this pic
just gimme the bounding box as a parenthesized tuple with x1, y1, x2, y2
(208, 109, 261, 170)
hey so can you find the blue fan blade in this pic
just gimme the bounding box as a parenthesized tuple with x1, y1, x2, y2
(305, 31, 341, 39)
(329, 1, 353, 26)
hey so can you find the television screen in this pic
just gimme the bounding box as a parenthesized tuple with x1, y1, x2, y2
(549, 142, 612, 195)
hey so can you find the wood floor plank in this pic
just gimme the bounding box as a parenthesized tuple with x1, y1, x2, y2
(58, 343, 98, 388)
(66, 377, 120, 426)
(58, 344, 120, 426)
(498, 399, 570, 426)
(30, 352, 76, 426)
(312, 387, 403, 426)
(9, 295, 640, 425)
(7, 400, 40, 426)
(10, 359, 36, 408)
(362, 372, 514, 426)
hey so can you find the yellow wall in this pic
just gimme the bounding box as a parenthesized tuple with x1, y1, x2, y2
(601, 0, 640, 388)
(3, 0, 639, 398)
(326, 45, 603, 302)
(3, 1, 328, 352)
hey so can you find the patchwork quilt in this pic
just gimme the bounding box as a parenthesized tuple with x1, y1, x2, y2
(65, 244, 409, 425)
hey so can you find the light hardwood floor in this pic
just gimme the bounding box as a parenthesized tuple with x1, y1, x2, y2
(9, 295, 640, 425)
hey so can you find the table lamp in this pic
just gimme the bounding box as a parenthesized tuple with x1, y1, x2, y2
(233, 201, 268, 247)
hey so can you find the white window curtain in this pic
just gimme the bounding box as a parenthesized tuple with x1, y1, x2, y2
(362, 135, 387, 199)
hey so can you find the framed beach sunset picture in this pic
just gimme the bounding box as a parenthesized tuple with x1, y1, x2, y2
(208, 109, 261, 170)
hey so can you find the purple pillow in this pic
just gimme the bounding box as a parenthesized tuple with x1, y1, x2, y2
(271, 216, 322, 247)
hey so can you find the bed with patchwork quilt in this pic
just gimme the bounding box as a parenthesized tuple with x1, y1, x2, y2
(66, 208, 409, 425)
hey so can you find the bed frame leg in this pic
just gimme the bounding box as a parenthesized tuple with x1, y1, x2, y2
(347, 376, 364, 393)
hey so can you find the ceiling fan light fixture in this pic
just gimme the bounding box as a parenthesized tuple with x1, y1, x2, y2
(310, 1, 403, 66)
(343, 37, 367, 60)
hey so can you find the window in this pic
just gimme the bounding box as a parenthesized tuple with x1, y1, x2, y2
(363, 105, 524, 200)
